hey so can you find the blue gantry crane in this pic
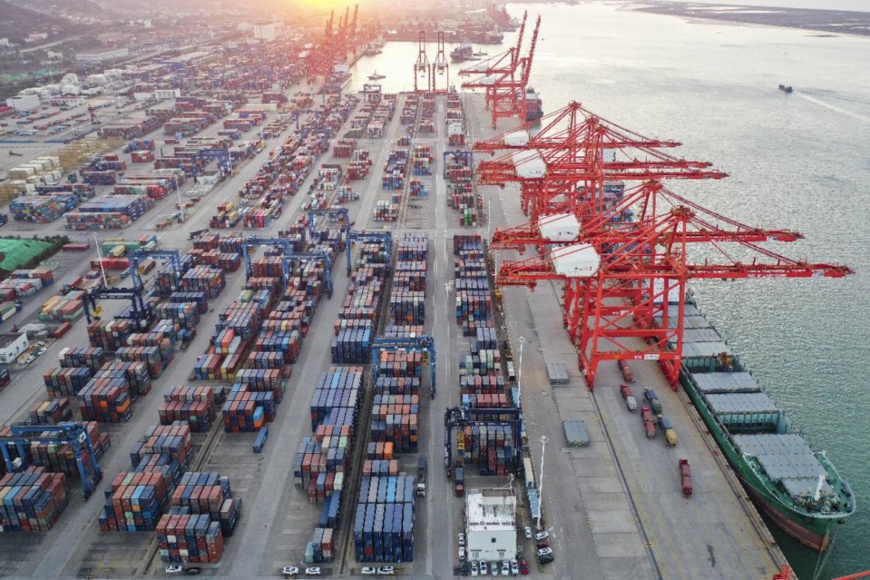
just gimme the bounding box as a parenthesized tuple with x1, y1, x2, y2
(308, 208, 350, 238)
(372, 335, 436, 399)
(346, 230, 392, 275)
(443, 406, 524, 476)
(0, 422, 103, 499)
(242, 237, 295, 278)
(282, 251, 334, 298)
(79, 286, 153, 332)
(128, 249, 184, 290)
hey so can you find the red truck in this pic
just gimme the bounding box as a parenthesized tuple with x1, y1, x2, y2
(679, 459, 693, 497)
(641, 407, 656, 439)
(618, 360, 634, 382)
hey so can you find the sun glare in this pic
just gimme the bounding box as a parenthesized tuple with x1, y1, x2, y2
(297, 0, 354, 10)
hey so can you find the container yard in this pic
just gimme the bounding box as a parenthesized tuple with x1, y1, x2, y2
(0, 7, 855, 580)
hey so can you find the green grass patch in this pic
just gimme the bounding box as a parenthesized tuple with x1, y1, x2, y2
(0, 236, 69, 273)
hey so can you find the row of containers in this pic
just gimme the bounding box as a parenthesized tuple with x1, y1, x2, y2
(453, 234, 515, 476)
(444, 149, 479, 227)
(350, 233, 429, 563)
(293, 367, 364, 564)
(293, 234, 393, 563)
(192, 227, 341, 433)
(210, 94, 359, 230)
(344, 93, 396, 140)
(446, 90, 466, 147)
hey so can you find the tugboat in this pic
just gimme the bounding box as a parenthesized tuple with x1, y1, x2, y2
(779, 84, 793, 93)
(368, 70, 385, 81)
(450, 42, 474, 63)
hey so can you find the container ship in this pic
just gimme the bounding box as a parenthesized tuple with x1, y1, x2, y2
(321, 71, 352, 94)
(662, 297, 855, 551)
(521, 87, 543, 123)
(450, 43, 475, 63)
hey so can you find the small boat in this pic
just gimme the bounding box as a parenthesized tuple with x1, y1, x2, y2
(450, 42, 474, 63)
(779, 84, 793, 93)
(368, 71, 385, 80)
(472, 51, 488, 57)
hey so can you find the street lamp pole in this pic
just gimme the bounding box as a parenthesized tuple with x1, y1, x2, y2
(175, 179, 185, 222)
(92, 233, 108, 288)
(537, 435, 548, 530)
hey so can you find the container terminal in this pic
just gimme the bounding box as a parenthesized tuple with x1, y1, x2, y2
(0, 5, 856, 580)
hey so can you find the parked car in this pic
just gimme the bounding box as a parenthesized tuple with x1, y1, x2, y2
(471, 560, 479, 577)
(305, 567, 321, 576)
(523, 526, 532, 539)
(166, 565, 183, 574)
(534, 531, 549, 542)
(458, 532, 466, 546)
(491, 561, 500, 576)
(361, 567, 377, 575)
(480, 561, 488, 575)
(377, 566, 395, 575)
(459, 546, 466, 561)
(511, 560, 519, 576)
(520, 560, 530, 575)
(625, 395, 638, 412)
(501, 560, 510, 575)
(537, 547, 555, 564)
(282, 566, 299, 577)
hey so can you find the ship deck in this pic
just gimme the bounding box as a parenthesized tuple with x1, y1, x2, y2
(0, 89, 788, 579)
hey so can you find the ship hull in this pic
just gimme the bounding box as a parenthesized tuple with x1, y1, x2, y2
(681, 371, 842, 552)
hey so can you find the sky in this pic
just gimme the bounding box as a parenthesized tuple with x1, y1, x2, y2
(663, 0, 870, 11)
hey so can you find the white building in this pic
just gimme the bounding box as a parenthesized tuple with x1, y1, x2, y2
(465, 489, 517, 563)
(154, 89, 181, 101)
(0, 333, 29, 364)
(253, 21, 278, 42)
(6, 93, 40, 112)
(76, 48, 130, 63)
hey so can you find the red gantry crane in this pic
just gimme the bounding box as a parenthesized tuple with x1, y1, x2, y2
(493, 178, 852, 389)
(475, 101, 727, 237)
(459, 12, 540, 129)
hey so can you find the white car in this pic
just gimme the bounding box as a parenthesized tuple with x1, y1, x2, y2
(165, 565, 183, 574)
(523, 526, 532, 539)
(305, 568, 321, 576)
(480, 561, 488, 575)
(458, 532, 466, 547)
(458, 546, 466, 561)
(534, 530, 549, 542)
(361, 567, 377, 575)
(492, 561, 499, 576)
(502, 561, 510, 575)
(511, 560, 519, 576)
(282, 567, 299, 577)
(471, 561, 479, 577)
(377, 567, 395, 575)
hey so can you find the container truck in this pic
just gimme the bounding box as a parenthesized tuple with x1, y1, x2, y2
(417, 456, 427, 497)
(454, 466, 465, 497)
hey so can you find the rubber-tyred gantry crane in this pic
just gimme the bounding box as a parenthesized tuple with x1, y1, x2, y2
(475, 101, 727, 235)
(493, 179, 853, 389)
(459, 12, 540, 129)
